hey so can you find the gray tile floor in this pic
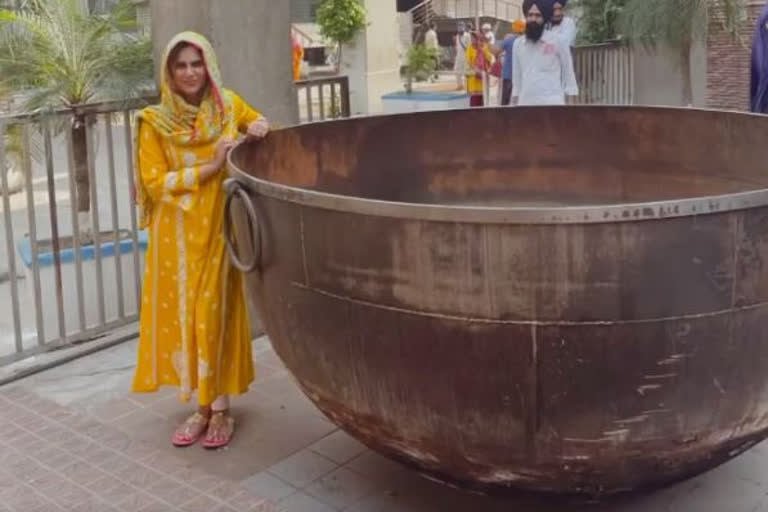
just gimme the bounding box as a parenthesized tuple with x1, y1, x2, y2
(4, 337, 768, 511)
(0, 387, 275, 512)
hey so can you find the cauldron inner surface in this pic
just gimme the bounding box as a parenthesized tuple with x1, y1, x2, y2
(233, 107, 768, 207)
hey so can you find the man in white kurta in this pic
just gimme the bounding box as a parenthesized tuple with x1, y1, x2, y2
(550, 0, 578, 47)
(425, 24, 439, 52)
(482, 23, 496, 46)
(424, 23, 440, 81)
(454, 23, 471, 89)
(512, 0, 579, 106)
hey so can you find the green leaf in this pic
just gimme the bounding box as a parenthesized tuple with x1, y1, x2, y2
(0, 0, 153, 112)
(315, 0, 367, 45)
(617, 0, 745, 49)
(573, 0, 629, 44)
(405, 44, 438, 78)
(573, 0, 745, 46)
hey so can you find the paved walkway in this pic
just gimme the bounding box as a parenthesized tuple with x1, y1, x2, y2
(4, 337, 768, 511)
(0, 387, 274, 512)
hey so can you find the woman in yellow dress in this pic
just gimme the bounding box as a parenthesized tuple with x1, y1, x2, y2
(466, 31, 494, 107)
(132, 31, 268, 448)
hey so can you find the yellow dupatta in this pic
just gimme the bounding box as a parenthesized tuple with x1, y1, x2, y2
(133, 31, 232, 228)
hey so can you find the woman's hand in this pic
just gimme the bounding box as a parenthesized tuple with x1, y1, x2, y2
(199, 137, 235, 182)
(246, 118, 269, 139)
(214, 137, 236, 167)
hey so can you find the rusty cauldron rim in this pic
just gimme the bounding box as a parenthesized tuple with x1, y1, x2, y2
(228, 105, 768, 225)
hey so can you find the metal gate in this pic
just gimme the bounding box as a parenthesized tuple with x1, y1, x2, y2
(572, 41, 635, 105)
(0, 99, 154, 366)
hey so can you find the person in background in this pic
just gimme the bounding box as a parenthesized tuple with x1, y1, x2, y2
(494, 19, 526, 106)
(751, 2, 768, 113)
(292, 33, 304, 81)
(512, 0, 578, 106)
(482, 22, 496, 45)
(454, 22, 471, 90)
(550, 0, 577, 47)
(424, 22, 440, 81)
(466, 31, 494, 107)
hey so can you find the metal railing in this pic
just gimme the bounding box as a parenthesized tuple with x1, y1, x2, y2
(572, 42, 635, 105)
(404, 0, 521, 50)
(0, 97, 155, 366)
(0, 79, 353, 368)
(296, 76, 351, 122)
(425, 0, 522, 22)
(407, 1, 436, 45)
(408, 0, 436, 27)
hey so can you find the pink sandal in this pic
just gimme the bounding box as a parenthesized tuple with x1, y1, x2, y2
(202, 411, 234, 449)
(172, 411, 210, 447)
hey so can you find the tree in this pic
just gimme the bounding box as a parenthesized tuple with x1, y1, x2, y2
(0, 0, 153, 241)
(574, 0, 628, 44)
(315, 0, 368, 72)
(618, 0, 745, 106)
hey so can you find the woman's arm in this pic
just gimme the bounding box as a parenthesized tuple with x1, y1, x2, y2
(138, 122, 231, 211)
(231, 91, 269, 138)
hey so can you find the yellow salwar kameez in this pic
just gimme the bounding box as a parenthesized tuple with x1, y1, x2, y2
(466, 42, 494, 106)
(131, 32, 261, 406)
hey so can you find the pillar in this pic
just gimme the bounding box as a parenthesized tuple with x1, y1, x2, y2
(342, 0, 403, 115)
(150, 0, 299, 125)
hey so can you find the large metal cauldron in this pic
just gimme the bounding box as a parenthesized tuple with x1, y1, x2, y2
(224, 106, 768, 496)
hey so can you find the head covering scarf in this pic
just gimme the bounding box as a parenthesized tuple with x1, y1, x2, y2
(751, 3, 768, 113)
(522, 0, 554, 24)
(470, 32, 492, 73)
(511, 19, 526, 34)
(134, 31, 232, 228)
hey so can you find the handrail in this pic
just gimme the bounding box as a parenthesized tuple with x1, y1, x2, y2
(407, 0, 433, 14)
(430, 0, 520, 22)
(1, 96, 158, 123)
(295, 76, 351, 121)
(295, 77, 347, 88)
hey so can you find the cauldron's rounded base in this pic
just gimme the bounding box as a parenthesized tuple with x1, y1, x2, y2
(302, 381, 767, 497)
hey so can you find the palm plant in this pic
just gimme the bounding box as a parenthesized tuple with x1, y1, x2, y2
(404, 44, 439, 93)
(0, 81, 27, 196)
(618, 0, 745, 106)
(0, 0, 153, 240)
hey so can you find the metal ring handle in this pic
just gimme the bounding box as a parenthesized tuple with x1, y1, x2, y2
(223, 179, 261, 273)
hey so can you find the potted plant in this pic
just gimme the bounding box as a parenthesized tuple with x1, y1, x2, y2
(404, 43, 439, 93)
